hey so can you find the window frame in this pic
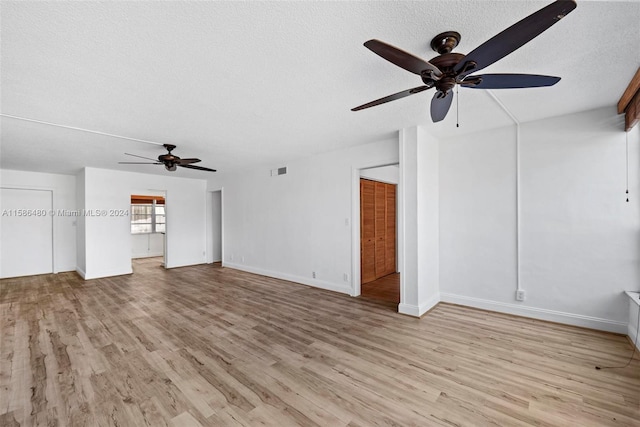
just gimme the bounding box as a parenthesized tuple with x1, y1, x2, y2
(130, 197, 165, 234)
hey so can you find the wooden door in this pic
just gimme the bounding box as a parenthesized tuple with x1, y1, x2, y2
(374, 182, 388, 278)
(360, 179, 376, 283)
(360, 179, 396, 284)
(385, 185, 396, 275)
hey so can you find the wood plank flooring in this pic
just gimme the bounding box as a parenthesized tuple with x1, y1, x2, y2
(360, 273, 400, 305)
(1, 258, 639, 426)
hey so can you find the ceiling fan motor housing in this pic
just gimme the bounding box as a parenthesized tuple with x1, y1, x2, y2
(424, 53, 466, 94)
(159, 144, 179, 165)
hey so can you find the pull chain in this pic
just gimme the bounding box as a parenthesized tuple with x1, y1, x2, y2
(626, 131, 629, 202)
(456, 85, 460, 128)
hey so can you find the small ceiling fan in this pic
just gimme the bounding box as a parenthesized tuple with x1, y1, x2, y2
(352, 0, 577, 122)
(119, 144, 216, 172)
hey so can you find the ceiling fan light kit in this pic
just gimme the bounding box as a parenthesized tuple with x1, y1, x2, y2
(352, 0, 577, 122)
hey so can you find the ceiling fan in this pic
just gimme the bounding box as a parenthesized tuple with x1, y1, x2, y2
(119, 144, 216, 172)
(352, 0, 577, 122)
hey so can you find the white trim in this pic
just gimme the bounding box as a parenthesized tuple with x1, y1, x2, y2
(440, 292, 627, 334)
(162, 190, 169, 269)
(398, 303, 421, 317)
(626, 291, 640, 307)
(485, 91, 521, 294)
(225, 262, 352, 295)
(0, 113, 164, 146)
(627, 292, 640, 351)
(83, 268, 133, 280)
(629, 322, 639, 352)
(132, 252, 164, 259)
(398, 293, 440, 317)
(76, 267, 86, 279)
(131, 189, 167, 268)
(220, 187, 225, 267)
(351, 167, 361, 296)
(398, 130, 407, 311)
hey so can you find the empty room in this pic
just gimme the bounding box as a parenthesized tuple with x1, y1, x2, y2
(1, 1, 640, 426)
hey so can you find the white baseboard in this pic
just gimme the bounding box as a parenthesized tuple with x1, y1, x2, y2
(629, 322, 640, 352)
(164, 260, 206, 269)
(440, 293, 627, 334)
(83, 268, 133, 280)
(627, 292, 640, 351)
(75, 267, 86, 279)
(132, 252, 164, 259)
(398, 293, 440, 317)
(224, 262, 352, 295)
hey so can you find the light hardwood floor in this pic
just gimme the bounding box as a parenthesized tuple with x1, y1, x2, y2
(1, 258, 639, 426)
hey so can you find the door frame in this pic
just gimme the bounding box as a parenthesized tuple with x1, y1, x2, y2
(130, 189, 166, 266)
(350, 162, 399, 297)
(206, 188, 224, 264)
(207, 187, 224, 265)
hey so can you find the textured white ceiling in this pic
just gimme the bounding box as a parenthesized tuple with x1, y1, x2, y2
(1, 1, 639, 176)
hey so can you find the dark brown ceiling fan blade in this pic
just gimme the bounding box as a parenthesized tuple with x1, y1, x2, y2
(462, 74, 561, 89)
(454, 0, 577, 79)
(352, 85, 433, 111)
(124, 152, 159, 161)
(364, 40, 442, 78)
(430, 91, 453, 122)
(176, 158, 201, 165)
(179, 164, 217, 172)
(118, 162, 162, 165)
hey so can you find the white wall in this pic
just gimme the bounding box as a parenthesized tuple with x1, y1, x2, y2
(131, 233, 164, 258)
(439, 125, 518, 302)
(79, 168, 207, 279)
(398, 126, 439, 316)
(0, 169, 77, 274)
(209, 138, 398, 294)
(440, 107, 640, 333)
(417, 127, 440, 314)
(76, 169, 86, 276)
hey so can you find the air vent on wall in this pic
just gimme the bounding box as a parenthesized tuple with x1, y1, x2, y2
(270, 167, 287, 177)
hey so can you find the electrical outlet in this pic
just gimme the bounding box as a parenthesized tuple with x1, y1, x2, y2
(312, 271, 316, 279)
(516, 290, 526, 301)
(343, 273, 349, 282)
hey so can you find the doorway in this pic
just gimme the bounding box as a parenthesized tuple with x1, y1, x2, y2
(209, 190, 222, 263)
(359, 165, 399, 304)
(0, 187, 53, 278)
(130, 191, 166, 269)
